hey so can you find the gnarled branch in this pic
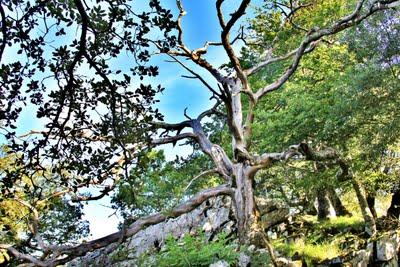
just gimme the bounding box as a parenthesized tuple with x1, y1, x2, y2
(218, 0, 254, 99)
(151, 132, 197, 145)
(0, 4, 7, 63)
(250, 143, 350, 179)
(3, 185, 233, 266)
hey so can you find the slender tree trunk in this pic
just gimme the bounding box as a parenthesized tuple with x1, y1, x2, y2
(327, 186, 351, 216)
(313, 163, 332, 220)
(317, 188, 331, 220)
(387, 188, 400, 219)
(366, 193, 378, 219)
(351, 178, 376, 236)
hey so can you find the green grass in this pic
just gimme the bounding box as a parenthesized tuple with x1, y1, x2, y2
(302, 214, 318, 223)
(273, 239, 340, 263)
(272, 215, 366, 264)
(318, 216, 364, 231)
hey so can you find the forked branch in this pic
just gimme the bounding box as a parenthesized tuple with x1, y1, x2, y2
(217, 0, 254, 98)
(244, 41, 319, 76)
(166, 54, 224, 98)
(151, 132, 198, 145)
(164, 0, 227, 83)
(250, 143, 351, 181)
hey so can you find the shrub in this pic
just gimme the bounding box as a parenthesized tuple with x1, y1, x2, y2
(141, 231, 239, 267)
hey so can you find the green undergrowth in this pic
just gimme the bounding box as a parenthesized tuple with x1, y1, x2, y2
(138, 231, 239, 267)
(119, 215, 397, 266)
(272, 215, 366, 265)
(315, 215, 364, 233)
(137, 230, 274, 266)
(273, 239, 340, 263)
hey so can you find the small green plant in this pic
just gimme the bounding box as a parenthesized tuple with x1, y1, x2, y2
(142, 231, 239, 267)
(247, 249, 271, 267)
(110, 246, 131, 263)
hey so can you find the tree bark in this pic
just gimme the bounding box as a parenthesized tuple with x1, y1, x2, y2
(351, 178, 376, 236)
(233, 164, 263, 246)
(313, 163, 332, 220)
(366, 193, 378, 219)
(317, 187, 331, 220)
(327, 186, 351, 216)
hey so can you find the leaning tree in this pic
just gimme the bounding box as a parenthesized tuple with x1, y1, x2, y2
(0, 0, 399, 266)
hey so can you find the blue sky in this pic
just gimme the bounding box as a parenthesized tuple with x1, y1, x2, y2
(85, 0, 247, 239)
(1, 0, 259, 239)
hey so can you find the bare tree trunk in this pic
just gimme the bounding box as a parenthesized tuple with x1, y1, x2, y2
(366, 193, 378, 219)
(233, 163, 264, 246)
(351, 179, 376, 236)
(327, 186, 351, 216)
(233, 163, 279, 266)
(313, 163, 332, 220)
(317, 188, 331, 220)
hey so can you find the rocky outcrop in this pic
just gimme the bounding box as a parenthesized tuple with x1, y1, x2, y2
(67, 195, 400, 267)
(67, 196, 290, 266)
(257, 197, 290, 230)
(346, 232, 400, 267)
(376, 236, 399, 262)
(209, 260, 230, 267)
(317, 231, 400, 267)
(67, 196, 234, 267)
